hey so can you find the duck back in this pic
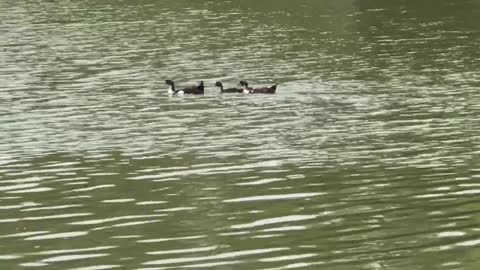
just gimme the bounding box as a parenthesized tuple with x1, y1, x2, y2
(182, 81, 204, 95)
(250, 84, 277, 94)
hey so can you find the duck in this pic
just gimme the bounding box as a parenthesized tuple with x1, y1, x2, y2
(215, 82, 242, 93)
(165, 80, 204, 95)
(240, 81, 277, 94)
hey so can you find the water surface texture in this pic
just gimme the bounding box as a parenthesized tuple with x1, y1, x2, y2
(1, 0, 480, 269)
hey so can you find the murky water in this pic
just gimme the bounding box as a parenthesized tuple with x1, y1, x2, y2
(1, 0, 480, 269)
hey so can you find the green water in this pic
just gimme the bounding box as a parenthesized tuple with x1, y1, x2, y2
(1, 0, 480, 269)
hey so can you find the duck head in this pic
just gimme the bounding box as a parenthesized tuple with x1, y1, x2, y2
(215, 81, 223, 90)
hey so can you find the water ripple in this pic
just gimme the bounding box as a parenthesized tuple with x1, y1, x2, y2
(42, 254, 109, 263)
(224, 193, 324, 203)
(143, 247, 289, 265)
(231, 215, 318, 229)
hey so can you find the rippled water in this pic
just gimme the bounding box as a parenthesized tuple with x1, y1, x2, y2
(1, 0, 480, 269)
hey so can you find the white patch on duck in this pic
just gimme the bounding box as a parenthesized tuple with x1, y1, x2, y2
(168, 85, 174, 95)
(176, 90, 184, 95)
(242, 86, 250, 94)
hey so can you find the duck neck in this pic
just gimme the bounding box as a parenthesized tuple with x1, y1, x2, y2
(168, 84, 175, 94)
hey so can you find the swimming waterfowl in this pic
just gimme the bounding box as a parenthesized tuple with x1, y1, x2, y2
(215, 82, 242, 93)
(240, 81, 277, 94)
(165, 80, 204, 95)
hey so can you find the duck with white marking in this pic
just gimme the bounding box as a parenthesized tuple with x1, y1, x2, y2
(165, 80, 204, 95)
(240, 81, 277, 94)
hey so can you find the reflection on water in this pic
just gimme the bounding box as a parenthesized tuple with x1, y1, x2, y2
(1, 0, 480, 269)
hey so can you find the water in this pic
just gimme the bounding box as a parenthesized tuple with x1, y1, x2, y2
(1, 0, 480, 269)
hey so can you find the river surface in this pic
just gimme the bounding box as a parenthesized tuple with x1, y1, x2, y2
(1, 0, 480, 269)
